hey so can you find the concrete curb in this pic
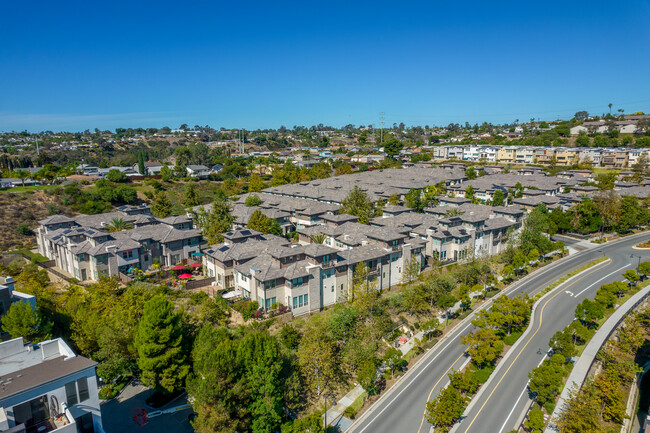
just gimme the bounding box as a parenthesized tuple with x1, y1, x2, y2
(544, 283, 650, 433)
(448, 258, 612, 433)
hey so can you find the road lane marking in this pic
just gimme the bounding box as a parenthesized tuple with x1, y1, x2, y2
(572, 264, 631, 298)
(416, 353, 470, 433)
(459, 260, 611, 433)
(497, 353, 548, 433)
(354, 323, 473, 433)
(565, 291, 573, 296)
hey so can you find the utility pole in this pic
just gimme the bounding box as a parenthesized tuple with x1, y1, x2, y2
(380, 112, 385, 145)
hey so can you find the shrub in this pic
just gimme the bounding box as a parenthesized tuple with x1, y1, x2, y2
(16, 223, 34, 236)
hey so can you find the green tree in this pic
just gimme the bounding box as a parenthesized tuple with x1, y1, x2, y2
(425, 385, 466, 432)
(461, 328, 504, 366)
(248, 174, 266, 192)
(519, 205, 553, 254)
(339, 186, 374, 224)
(15, 169, 30, 186)
(297, 321, 343, 425)
(638, 261, 650, 277)
(401, 254, 422, 284)
(245, 194, 262, 207)
(575, 298, 604, 328)
(106, 169, 128, 183)
(528, 354, 566, 405)
(247, 210, 282, 235)
(387, 193, 400, 205)
(492, 190, 505, 206)
(549, 329, 576, 360)
(383, 347, 406, 378)
(623, 269, 639, 287)
(501, 264, 515, 281)
(1, 302, 51, 342)
(404, 189, 425, 212)
(135, 295, 189, 394)
(512, 251, 528, 271)
(473, 294, 531, 336)
(465, 167, 477, 180)
(566, 320, 590, 345)
(527, 249, 540, 263)
(334, 163, 353, 176)
(137, 151, 145, 175)
(196, 199, 235, 244)
(151, 191, 173, 218)
(105, 217, 132, 232)
(383, 137, 403, 158)
(184, 182, 199, 208)
(464, 185, 475, 200)
(524, 408, 546, 433)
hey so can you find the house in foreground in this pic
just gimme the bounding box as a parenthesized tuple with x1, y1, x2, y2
(0, 337, 103, 433)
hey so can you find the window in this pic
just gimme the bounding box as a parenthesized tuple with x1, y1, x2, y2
(292, 294, 309, 309)
(75, 412, 94, 433)
(323, 255, 330, 264)
(264, 280, 276, 290)
(77, 377, 90, 402)
(13, 395, 49, 428)
(331, 285, 334, 292)
(66, 380, 78, 406)
(144, 254, 149, 262)
(123, 250, 134, 259)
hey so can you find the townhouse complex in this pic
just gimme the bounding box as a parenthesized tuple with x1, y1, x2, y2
(35, 164, 650, 316)
(0, 337, 102, 433)
(36, 205, 203, 281)
(430, 145, 648, 168)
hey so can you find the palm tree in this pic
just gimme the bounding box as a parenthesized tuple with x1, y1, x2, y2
(608, 103, 613, 115)
(15, 169, 29, 187)
(310, 233, 327, 244)
(106, 217, 132, 232)
(444, 208, 464, 217)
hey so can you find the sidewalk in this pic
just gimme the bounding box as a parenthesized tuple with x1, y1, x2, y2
(324, 384, 366, 431)
(545, 283, 650, 432)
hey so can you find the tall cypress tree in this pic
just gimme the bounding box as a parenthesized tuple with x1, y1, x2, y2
(135, 295, 189, 394)
(137, 151, 145, 175)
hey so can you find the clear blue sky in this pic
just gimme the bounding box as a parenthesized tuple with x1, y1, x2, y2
(1, 0, 650, 132)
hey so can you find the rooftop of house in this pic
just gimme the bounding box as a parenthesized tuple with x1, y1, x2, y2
(0, 337, 96, 400)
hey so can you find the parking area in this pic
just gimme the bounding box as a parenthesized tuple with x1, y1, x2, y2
(100, 379, 194, 433)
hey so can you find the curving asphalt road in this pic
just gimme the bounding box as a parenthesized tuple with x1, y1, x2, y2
(347, 232, 650, 433)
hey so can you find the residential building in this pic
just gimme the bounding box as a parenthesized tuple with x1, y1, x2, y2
(0, 337, 103, 433)
(36, 206, 204, 281)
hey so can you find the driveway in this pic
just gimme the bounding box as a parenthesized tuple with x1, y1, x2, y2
(100, 379, 194, 433)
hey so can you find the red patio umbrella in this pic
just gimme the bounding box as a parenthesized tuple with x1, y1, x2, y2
(189, 263, 202, 268)
(172, 264, 186, 271)
(178, 273, 192, 279)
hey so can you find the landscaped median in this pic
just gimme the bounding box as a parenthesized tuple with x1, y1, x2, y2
(514, 261, 650, 433)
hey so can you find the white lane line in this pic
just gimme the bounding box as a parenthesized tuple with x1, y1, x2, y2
(565, 291, 574, 296)
(572, 264, 631, 298)
(354, 323, 472, 433)
(497, 353, 548, 433)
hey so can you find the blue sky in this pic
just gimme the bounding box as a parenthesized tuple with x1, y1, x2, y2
(1, 0, 650, 132)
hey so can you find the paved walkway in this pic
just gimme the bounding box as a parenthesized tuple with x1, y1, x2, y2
(545, 283, 650, 432)
(324, 384, 366, 430)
